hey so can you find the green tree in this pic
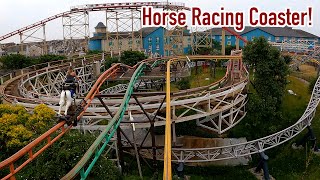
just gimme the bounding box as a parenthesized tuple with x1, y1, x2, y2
(87, 50, 103, 55)
(120, 51, 147, 66)
(282, 54, 292, 64)
(238, 37, 289, 138)
(225, 45, 237, 55)
(212, 40, 222, 50)
(0, 54, 33, 69)
(34, 54, 66, 64)
(197, 47, 212, 55)
(105, 56, 119, 68)
(243, 37, 288, 108)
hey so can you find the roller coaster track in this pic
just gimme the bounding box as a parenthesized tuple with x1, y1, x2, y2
(0, 62, 122, 180)
(0, 56, 248, 178)
(0, 56, 175, 179)
(270, 40, 320, 69)
(0, 2, 189, 42)
(0, 54, 247, 179)
(157, 53, 320, 179)
(62, 62, 149, 179)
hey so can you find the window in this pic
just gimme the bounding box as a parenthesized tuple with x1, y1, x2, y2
(315, 38, 318, 43)
(276, 37, 280, 41)
(219, 36, 222, 40)
(227, 41, 231, 45)
(227, 36, 231, 39)
(156, 44, 160, 50)
(128, 40, 132, 44)
(148, 37, 152, 43)
(156, 37, 160, 43)
(148, 45, 152, 51)
(268, 36, 272, 41)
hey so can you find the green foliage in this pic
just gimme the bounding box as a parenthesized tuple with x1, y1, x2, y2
(243, 36, 288, 109)
(33, 54, 66, 65)
(225, 45, 237, 55)
(18, 131, 120, 179)
(0, 113, 33, 149)
(87, 50, 103, 55)
(282, 54, 292, 64)
(182, 165, 257, 180)
(0, 54, 66, 69)
(0, 54, 33, 69)
(0, 104, 54, 159)
(212, 40, 222, 50)
(210, 49, 222, 55)
(26, 104, 55, 134)
(176, 78, 191, 90)
(120, 51, 147, 66)
(197, 47, 212, 55)
(105, 56, 119, 68)
(229, 37, 289, 139)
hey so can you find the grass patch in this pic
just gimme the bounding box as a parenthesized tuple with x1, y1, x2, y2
(291, 64, 317, 82)
(171, 67, 226, 91)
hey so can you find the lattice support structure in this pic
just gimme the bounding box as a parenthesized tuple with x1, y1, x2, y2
(62, 11, 89, 55)
(191, 27, 213, 55)
(105, 9, 142, 53)
(163, 4, 187, 56)
(164, 26, 184, 56)
(18, 24, 47, 56)
(270, 39, 316, 52)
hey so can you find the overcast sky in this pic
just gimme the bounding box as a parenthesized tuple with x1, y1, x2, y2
(0, 0, 319, 43)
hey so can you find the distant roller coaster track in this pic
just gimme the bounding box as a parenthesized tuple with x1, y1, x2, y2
(2, 1, 318, 180)
(0, 1, 246, 43)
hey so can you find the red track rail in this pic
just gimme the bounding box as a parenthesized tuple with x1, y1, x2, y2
(0, 64, 121, 180)
(0, 56, 166, 180)
(0, 2, 189, 42)
(222, 27, 248, 44)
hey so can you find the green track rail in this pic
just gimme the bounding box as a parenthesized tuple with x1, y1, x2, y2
(62, 62, 147, 179)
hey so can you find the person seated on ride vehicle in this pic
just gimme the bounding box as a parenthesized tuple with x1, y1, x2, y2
(63, 66, 80, 97)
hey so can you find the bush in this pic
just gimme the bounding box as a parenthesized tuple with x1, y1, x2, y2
(225, 45, 237, 55)
(105, 56, 119, 68)
(26, 104, 55, 134)
(282, 55, 292, 64)
(87, 50, 103, 55)
(0, 54, 66, 70)
(176, 78, 191, 90)
(33, 54, 66, 64)
(0, 54, 33, 69)
(0, 104, 55, 160)
(120, 51, 147, 66)
(17, 131, 120, 179)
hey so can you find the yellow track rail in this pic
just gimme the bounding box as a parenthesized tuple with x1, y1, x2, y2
(163, 55, 242, 179)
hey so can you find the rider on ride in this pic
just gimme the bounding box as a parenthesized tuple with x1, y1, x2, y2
(63, 66, 80, 98)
